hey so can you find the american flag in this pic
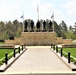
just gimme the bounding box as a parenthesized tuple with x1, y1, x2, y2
(21, 15, 23, 18)
(51, 14, 53, 19)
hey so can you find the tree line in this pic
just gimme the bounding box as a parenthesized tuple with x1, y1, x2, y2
(0, 19, 76, 41)
(0, 20, 22, 41)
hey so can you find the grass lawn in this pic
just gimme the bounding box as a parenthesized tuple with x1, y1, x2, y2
(0, 47, 22, 65)
(0, 48, 13, 65)
(63, 48, 76, 58)
(57, 47, 76, 64)
(0, 49, 13, 59)
(0, 42, 5, 44)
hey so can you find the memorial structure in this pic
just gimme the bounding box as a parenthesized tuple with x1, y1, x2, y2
(20, 20, 56, 45)
(5, 20, 59, 45)
(23, 20, 53, 32)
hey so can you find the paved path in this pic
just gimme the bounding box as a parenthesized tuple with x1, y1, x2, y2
(1, 46, 72, 74)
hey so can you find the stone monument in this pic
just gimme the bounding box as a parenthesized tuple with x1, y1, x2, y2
(19, 19, 55, 45)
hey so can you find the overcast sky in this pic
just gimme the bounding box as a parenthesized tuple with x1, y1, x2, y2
(0, 0, 76, 26)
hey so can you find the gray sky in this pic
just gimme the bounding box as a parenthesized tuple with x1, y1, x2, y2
(0, 0, 76, 26)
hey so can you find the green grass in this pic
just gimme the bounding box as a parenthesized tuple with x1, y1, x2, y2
(0, 42, 5, 44)
(0, 47, 22, 59)
(63, 48, 76, 58)
(0, 48, 13, 65)
(0, 49, 13, 59)
(60, 48, 76, 64)
(0, 47, 23, 65)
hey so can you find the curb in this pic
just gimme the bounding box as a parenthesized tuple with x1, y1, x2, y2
(51, 48, 76, 71)
(0, 49, 27, 72)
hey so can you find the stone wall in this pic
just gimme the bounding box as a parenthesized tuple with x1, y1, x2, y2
(5, 32, 56, 45)
(63, 39, 72, 44)
(56, 37, 63, 44)
(20, 32, 56, 45)
(5, 32, 72, 45)
(5, 40, 15, 44)
(56, 37, 72, 44)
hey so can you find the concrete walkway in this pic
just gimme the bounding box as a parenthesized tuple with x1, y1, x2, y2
(0, 46, 73, 74)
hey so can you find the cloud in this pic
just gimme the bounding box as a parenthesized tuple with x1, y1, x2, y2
(32, 1, 65, 25)
(0, 0, 61, 22)
(0, 0, 22, 21)
(39, 3, 54, 20)
(60, 0, 76, 26)
(0, 0, 75, 26)
(63, 0, 76, 16)
(54, 10, 65, 24)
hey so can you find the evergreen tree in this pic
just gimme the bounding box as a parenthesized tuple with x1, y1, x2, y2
(59, 20, 68, 39)
(54, 21, 61, 37)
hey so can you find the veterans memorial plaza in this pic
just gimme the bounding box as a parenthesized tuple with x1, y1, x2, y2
(0, 46, 75, 74)
(0, 19, 75, 74)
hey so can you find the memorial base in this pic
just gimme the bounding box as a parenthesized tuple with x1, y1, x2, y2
(24, 30, 28, 32)
(30, 30, 34, 32)
(21, 32, 56, 46)
(5, 32, 72, 45)
(36, 30, 41, 32)
(42, 30, 47, 32)
(48, 29, 53, 32)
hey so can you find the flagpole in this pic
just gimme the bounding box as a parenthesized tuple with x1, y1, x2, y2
(53, 11, 54, 32)
(37, 4, 39, 20)
(22, 12, 24, 32)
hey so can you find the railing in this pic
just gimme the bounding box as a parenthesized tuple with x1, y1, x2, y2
(51, 44, 76, 64)
(0, 45, 26, 65)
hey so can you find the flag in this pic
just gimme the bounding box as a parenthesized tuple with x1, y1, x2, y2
(21, 15, 23, 18)
(51, 14, 53, 19)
